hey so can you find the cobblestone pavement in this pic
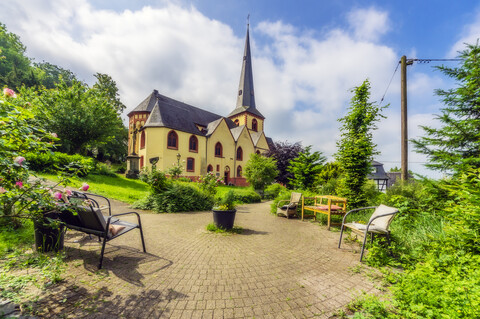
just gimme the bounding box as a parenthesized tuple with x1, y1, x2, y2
(29, 200, 380, 318)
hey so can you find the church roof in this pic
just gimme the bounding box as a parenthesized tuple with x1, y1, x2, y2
(138, 90, 236, 136)
(228, 25, 265, 119)
(230, 125, 246, 141)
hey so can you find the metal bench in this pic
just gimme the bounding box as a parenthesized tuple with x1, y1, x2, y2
(59, 191, 146, 269)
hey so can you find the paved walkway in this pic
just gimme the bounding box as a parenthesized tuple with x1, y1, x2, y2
(30, 200, 379, 318)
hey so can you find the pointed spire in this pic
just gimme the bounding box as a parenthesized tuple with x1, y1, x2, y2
(229, 20, 264, 119)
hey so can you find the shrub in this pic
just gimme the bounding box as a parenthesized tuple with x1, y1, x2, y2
(25, 151, 95, 176)
(151, 182, 214, 213)
(91, 162, 116, 177)
(264, 183, 285, 199)
(233, 189, 261, 203)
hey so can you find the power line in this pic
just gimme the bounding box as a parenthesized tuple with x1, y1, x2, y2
(379, 62, 400, 106)
(379, 58, 461, 106)
(407, 58, 461, 64)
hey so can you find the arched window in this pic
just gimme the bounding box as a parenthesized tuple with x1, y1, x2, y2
(234, 119, 239, 126)
(252, 119, 258, 132)
(140, 156, 144, 168)
(207, 165, 213, 172)
(186, 157, 195, 172)
(140, 131, 146, 149)
(189, 135, 198, 152)
(167, 130, 178, 149)
(236, 147, 243, 161)
(215, 142, 222, 157)
(237, 165, 242, 177)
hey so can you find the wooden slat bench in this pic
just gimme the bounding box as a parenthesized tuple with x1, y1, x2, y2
(302, 195, 347, 230)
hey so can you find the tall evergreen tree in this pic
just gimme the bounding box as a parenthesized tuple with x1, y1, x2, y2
(335, 80, 385, 208)
(412, 42, 480, 174)
(287, 146, 326, 190)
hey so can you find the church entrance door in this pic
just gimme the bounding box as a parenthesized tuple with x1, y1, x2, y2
(224, 166, 230, 185)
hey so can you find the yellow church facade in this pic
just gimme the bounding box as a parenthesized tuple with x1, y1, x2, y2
(126, 26, 271, 186)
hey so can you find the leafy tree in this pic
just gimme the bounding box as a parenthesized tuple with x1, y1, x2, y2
(287, 145, 326, 190)
(244, 153, 279, 196)
(34, 61, 77, 89)
(412, 43, 480, 174)
(0, 23, 39, 89)
(264, 140, 304, 187)
(335, 80, 385, 208)
(20, 75, 126, 156)
(317, 161, 343, 185)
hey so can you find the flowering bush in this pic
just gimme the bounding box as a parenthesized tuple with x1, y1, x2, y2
(198, 172, 224, 195)
(0, 88, 70, 227)
(139, 168, 170, 193)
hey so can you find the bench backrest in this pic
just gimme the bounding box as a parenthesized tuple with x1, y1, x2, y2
(289, 192, 302, 205)
(314, 195, 347, 210)
(369, 204, 399, 230)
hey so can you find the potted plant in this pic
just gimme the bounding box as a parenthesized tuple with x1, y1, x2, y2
(212, 190, 237, 230)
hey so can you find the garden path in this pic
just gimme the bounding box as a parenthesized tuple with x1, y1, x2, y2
(30, 200, 380, 318)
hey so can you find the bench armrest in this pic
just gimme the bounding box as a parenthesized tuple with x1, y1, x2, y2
(341, 206, 377, 225)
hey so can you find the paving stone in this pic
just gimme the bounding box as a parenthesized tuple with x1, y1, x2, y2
(7, 200, 383, 318)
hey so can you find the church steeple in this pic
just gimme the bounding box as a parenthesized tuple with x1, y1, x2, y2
(229, 22, 264, 119)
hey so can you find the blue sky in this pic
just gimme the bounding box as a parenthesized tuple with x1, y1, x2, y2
(1, 0, 480, 178)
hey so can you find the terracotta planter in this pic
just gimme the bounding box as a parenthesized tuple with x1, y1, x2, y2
(212, 209, 237, 230)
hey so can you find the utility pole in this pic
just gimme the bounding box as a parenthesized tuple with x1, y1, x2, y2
(400, 56, 412, 181)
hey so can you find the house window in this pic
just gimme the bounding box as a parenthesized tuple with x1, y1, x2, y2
(207, 165, 213, 172)
(189, 135, 198, 152)
(252, 119, 258, 132)
(215, 142, 222, 157)
(237, 165, 242, 177)
(216, 165, 220, 172)
(186, 157, 195, 172)
(234, 119, 239, 126)
(236, 147, 243, 161)
(140, 131, 145, 149)
(167, 130, 178, 149)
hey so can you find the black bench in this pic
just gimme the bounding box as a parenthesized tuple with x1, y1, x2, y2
(59, 191, 146, 269)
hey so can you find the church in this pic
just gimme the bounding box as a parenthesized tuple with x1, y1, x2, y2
(126, 26, 271, 186)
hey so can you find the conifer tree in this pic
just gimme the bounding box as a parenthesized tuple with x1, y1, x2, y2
(412, 43, 480, 174)
(335, 80, 385, 208)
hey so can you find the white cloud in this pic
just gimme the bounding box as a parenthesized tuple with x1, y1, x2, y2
(449, 10, 480, 57)
(347, 7, 390, 42)
(0, 2, 451, 177)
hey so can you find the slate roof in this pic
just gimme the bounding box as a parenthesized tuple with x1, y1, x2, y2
(229, 25, 265, 119)
(368, 161, 389, 180)
(131, 90, 238, 136)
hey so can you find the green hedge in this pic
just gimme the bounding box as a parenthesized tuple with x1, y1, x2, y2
(133, 182, 214, 213)
(24, 151, 95, 176)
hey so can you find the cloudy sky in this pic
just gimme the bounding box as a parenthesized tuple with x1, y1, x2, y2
(2, 0, 479, 178)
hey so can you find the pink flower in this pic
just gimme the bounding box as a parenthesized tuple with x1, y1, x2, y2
(15, 181, 23, 188)
(64, 189, 72, 196)
(3, 88, 17, 98)
(53, 191, 63, 201)
(0, 187, 6, 194)
(50, 132, 58, 138)
(80, 183, 89, 191)
(14, 156, 25, 166)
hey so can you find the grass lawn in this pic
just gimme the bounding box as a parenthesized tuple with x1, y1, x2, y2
(38, 173, 149, 204)
(37, 173, 259, 205)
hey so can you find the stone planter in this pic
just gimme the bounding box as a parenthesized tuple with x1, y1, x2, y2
(212, 209, 237, 230)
